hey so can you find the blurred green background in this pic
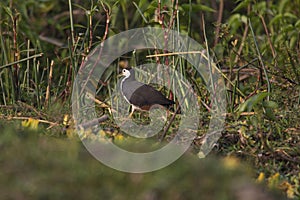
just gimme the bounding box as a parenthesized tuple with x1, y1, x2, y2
(0, 0, 299, 199)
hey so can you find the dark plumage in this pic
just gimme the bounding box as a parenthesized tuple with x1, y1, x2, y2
(120, 68, 174, 114)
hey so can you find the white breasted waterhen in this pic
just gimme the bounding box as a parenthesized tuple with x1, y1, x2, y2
(120, 68, 175, 116)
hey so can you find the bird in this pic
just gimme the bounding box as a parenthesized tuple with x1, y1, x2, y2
(119, 68, 175, 117)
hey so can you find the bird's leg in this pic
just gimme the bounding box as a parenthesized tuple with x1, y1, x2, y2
(129, 109, 134, 118)
(128, 105, 136, 118)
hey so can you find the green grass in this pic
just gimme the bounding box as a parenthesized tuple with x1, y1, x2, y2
(0, 0, 299, 199)
(0, 122, 288, 200)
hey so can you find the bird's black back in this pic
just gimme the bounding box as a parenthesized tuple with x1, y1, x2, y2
(129, 84, 175, 108)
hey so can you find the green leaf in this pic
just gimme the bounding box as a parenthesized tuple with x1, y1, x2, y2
(2, 6, 13, 19)
(278, 0, 290, 14)
(265, 107, 276, 120)
(262, 100, 278, 109)
(228, 13, 245, 33)
(181, 4, 216, 13)
(283, 13, 298, 20)
(253, 2, 267, 14)
(282, 24, 294, 33)
(232, 0, 251, 13)
(295, 19, 300, 28)
(238, 92, 269, 113)
(289, 34, 298, 49)
(270, 14, 283, 25)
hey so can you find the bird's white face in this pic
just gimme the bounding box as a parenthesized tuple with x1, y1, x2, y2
(121, 69, 131, 78)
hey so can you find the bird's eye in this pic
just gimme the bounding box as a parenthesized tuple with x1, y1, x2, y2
(123, 69, 126, 73)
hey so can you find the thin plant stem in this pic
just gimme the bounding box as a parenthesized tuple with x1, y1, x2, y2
(68, 0, 75, 45)
(249, 18, 271, 100)
(214, 0, 224, 47)
(0, 53, 43, 70)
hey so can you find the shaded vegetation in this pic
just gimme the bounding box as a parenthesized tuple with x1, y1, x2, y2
(0, 0, 299, 199)
(0, 123, 287, 200)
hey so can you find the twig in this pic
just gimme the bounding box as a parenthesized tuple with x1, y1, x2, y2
(45, 60, 54, 108)
(0, 53, 43, 70)
(234, 10, 249, 64)
(78, 1, 110, 98)
(213, 0, 224, 46)
(11, 116, 59, 127)
(77, 115, 109, 129)
(17, 101, 48, 119)
(259, 14, 277, 59)
(11, 12, 20, 101)
(159, 85, 193, 142)
(167, 0, 178, 30)
(159, 103, 181, 142)
(157, 0, 162, 25)
(88, 10, 93, 51)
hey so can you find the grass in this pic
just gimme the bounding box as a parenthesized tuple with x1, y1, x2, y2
(0, 0, 299, 199)
(0, 122, 288, 200)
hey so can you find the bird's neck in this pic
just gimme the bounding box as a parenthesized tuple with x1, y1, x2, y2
(123, 74, 136, 82)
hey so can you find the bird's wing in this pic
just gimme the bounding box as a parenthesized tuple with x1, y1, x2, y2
(129, 84, 175, 107)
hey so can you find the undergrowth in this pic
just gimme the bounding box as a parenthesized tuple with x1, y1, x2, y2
(0, 0, 299, 199)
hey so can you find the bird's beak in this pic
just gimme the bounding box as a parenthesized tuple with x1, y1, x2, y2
(117, 70, 125, 78)
(117, 71, 124, 78)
